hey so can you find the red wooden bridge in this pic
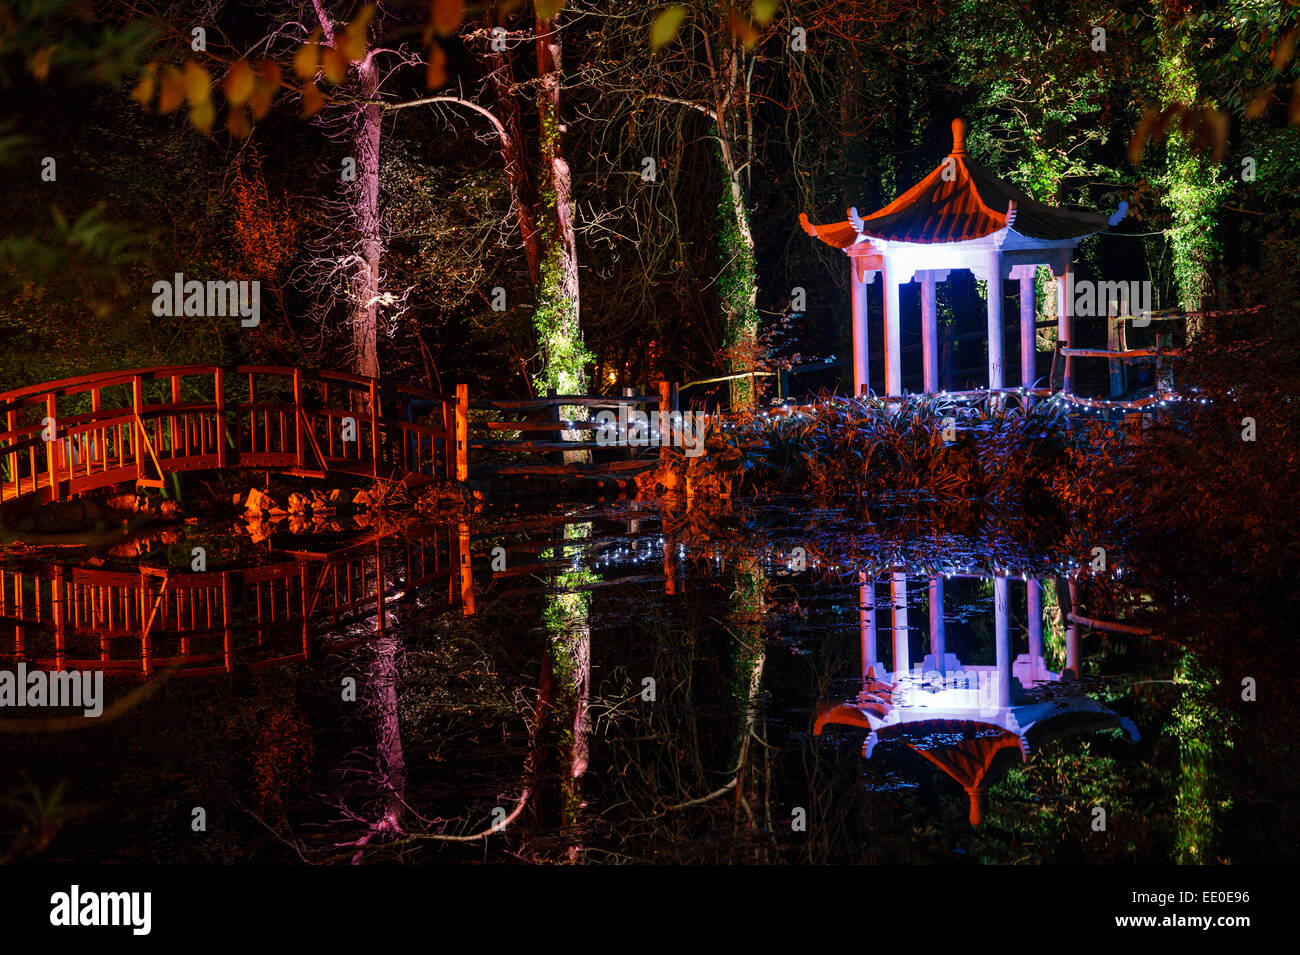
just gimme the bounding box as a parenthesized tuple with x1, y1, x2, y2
(0, 512, 691, 678)
(0, 365, 683, 515)
(2, 526, 474, 678)
(0, 365, 467, 515)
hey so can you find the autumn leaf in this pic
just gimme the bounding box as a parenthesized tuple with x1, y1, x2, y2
(250, 85, 274, 120)
(752, 0, 779, 26)
(301, 82, 324, 117)
(223, 61, 255, 105)
(321, 45, 348, 84)
(1270, 25, 1297, 70)
(227, 106, 252, 139)
(294, 29, 321, 79)
(342, 4, 376, 60)
(250, 60, 280, 120)
(729, 11, 759, 50)
(158, 65, 186, 113)
(183, 60, 210, 105)
(28, 45, 55, 82)
(130, 63, 157, 109)
(427, 43, 448, 88)
(189, 98, 215, 133)
(432, 0, 465, 37)
(259, 59, 282, 93)
(1245, 88, 1273, 120)
(650, 6, 687, 52)
(535, 0, 564, 20)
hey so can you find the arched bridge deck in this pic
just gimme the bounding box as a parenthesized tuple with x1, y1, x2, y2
(0, 365, 465, 514)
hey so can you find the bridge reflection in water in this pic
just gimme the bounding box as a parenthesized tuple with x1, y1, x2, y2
(0, 523, 475, 677)
(815, 573, 1140, 825)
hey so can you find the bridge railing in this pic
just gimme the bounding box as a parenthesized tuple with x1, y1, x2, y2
(467, 383, 675, 477)
(0, 528, 467, 676)
(0, 365, 467, 510)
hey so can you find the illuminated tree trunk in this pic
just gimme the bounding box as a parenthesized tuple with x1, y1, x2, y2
(309, 1, 383, 379)
(727, 555, 766, 825)
(716, 129, 760, 411)
(541, 522, 594, 860)
(533, 10, 588, 396)
(350, 54, 383, 379)
(370, 628, 406, 837)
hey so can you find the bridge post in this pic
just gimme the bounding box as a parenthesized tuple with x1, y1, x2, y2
(214, 368, 227, 468)
(45, 393, 58, 501)
(455, 384, 469, 482)
(52, 565, 67, 670)
(369, 379, 380, 476)
(457, 520, 474, 615)
(293, 368, 305, 469)
(170, 374, 181, 459)
(6, 409, 16, 498)
(132, 375, 144, 483)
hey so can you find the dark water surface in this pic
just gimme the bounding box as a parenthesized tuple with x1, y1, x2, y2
(0, 500, 1288, 864)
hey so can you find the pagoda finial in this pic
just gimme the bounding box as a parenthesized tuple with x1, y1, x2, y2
(950, 117, 967, 155)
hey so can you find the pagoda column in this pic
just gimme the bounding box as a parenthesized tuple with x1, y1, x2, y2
(1017, 266, 1037, 388)
(994, 576, 1011, 709)
(920, 270, 947, 394)
(1027, 579, 1043, 681)
(891, 571, 909, 676)
(986, 252, 1005, 390)
(859, 572, 878, 679)
(1056, 259, 1074, 394)
(883, 263, 903, 397)
(1065, 579, 1081, 677)
(850, 259, 871, 396)
(928, 576, 945, 675)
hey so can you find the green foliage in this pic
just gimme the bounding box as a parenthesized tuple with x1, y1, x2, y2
(531, 242, 593, 395)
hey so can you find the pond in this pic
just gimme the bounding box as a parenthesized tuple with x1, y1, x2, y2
(0, 499, 1281, 865)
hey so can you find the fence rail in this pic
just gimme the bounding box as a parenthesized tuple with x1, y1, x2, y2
(0, 365, 461, 513)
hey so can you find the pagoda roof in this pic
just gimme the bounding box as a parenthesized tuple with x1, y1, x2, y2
(881, 720, 1024, 826)
(800, 119, 1115, 249)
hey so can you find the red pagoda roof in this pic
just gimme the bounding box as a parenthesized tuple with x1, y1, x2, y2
(801, 119, 1111, 248)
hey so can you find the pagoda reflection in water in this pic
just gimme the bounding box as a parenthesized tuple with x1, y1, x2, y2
(815, 573, 1139, 825)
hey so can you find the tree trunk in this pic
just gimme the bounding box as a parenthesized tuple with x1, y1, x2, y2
(350, 54, 383, 379)
(533, 11, 587, 397)
(716, 128, 759, 411)
(483, 1, 542, 283)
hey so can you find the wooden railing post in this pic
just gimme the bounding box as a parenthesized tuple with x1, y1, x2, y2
(457, 520, 474, 616)
(455, 383, 469, 482)
(170, 373, 181, 458)
(214, 368, 227, 468)
(45, 392, 58, 500)
(52, 565, 67, 669)
(90, 387, 101, 474)
(6, 409, 16, 497)
(132, 374, 145, 481)
(293, 368, 305, 469)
